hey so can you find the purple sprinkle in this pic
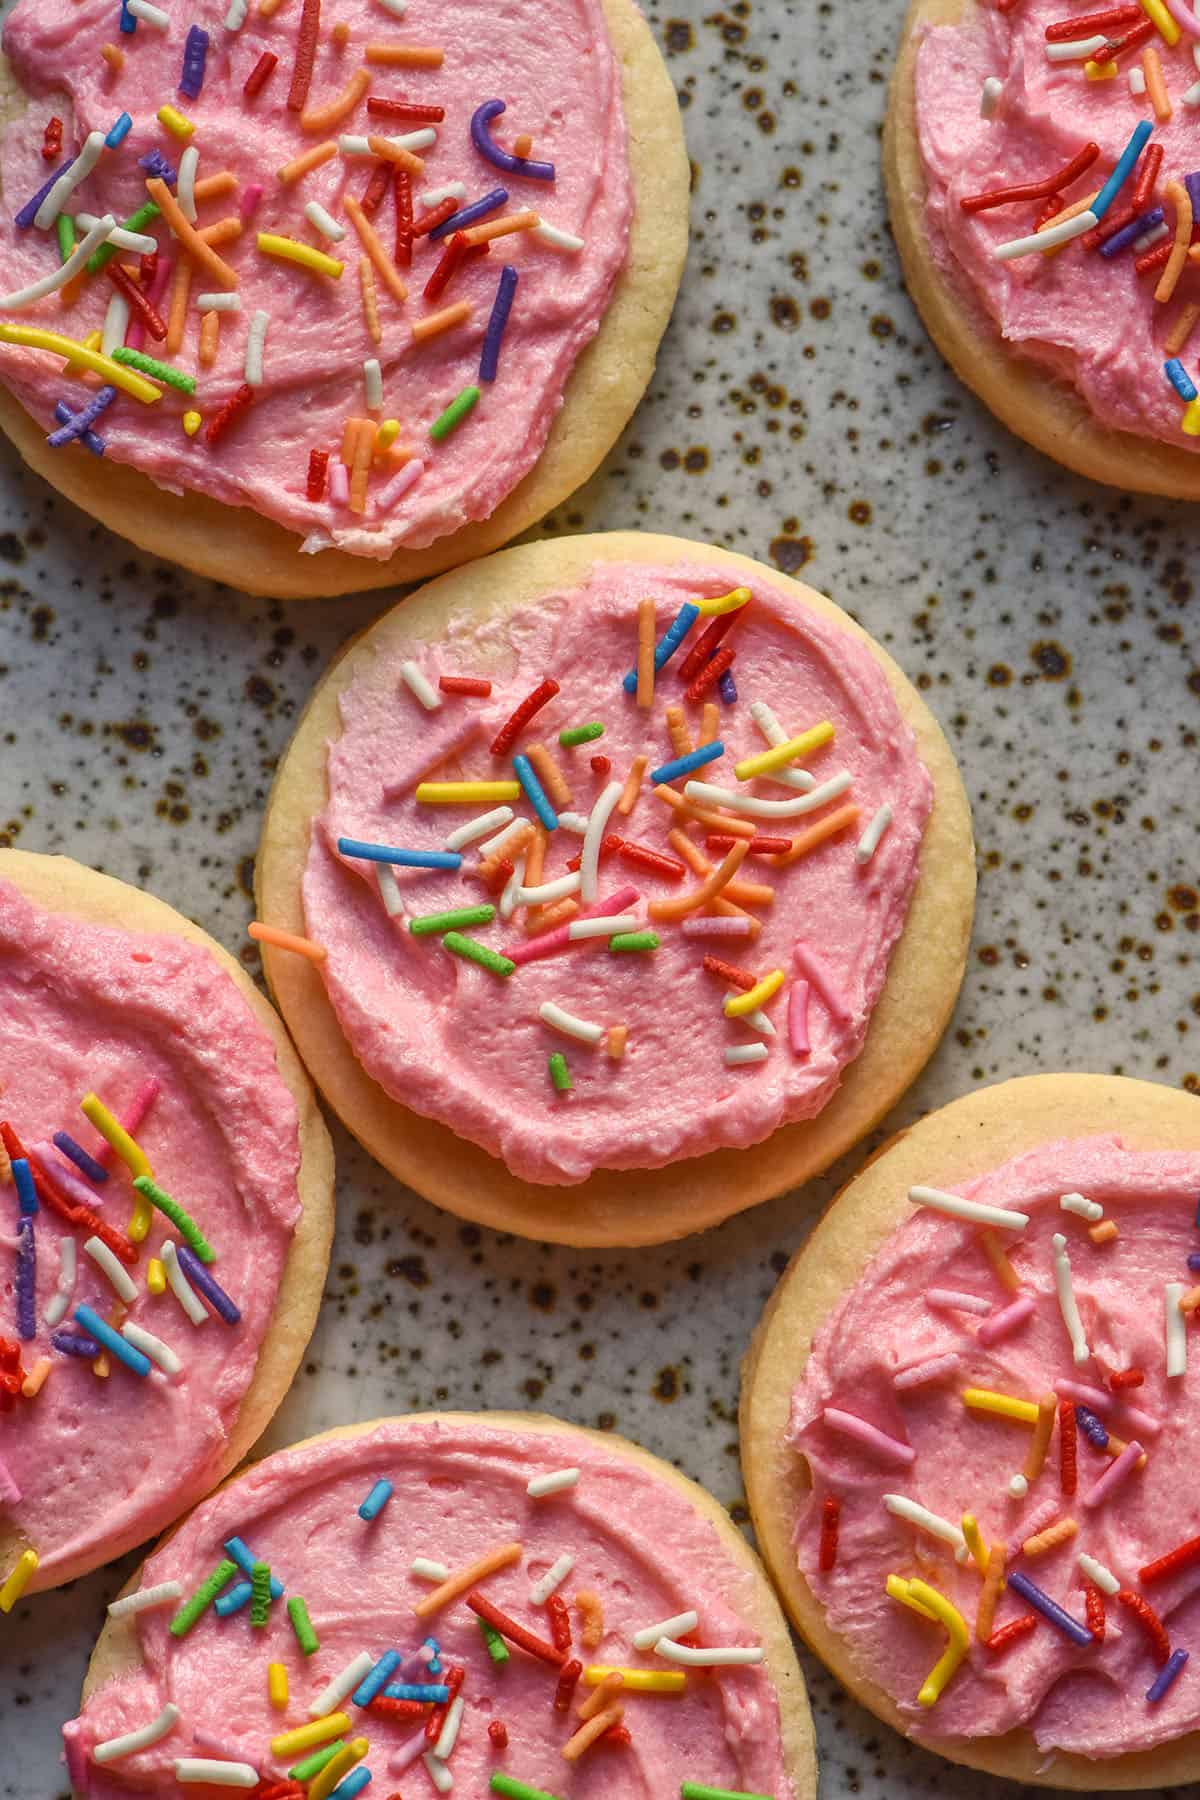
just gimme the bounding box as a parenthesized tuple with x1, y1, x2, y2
(178, 24, 209, 99)
(176, 1243, 241, 1324)
(1098, 206, 1164, 260)
(470, 99, 555, 182)
(479, 264, 518, 382)
(14, 158, 74, 230)
(1005, 1570, 1095, 1648)
(15, 1218, 36, 1341)
(430, 186, 508, 241)
(1185, 172, 1200, 226)
(50, 388, 115, 454)
(1147, 1646, 1189, 1703)
(717, 668, 738, 704)
(51, 1130, 109, 1184)
(1075, 1404, 1109, 1449)
(138, 149, 177, 187)
(1188, 1251, 1200, 1273)
(51, 1329, 100, 1358)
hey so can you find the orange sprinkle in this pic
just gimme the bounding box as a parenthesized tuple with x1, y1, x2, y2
(1022, 1393, 1058, 1484)
(358, 256, 382, 345)
(364, 42, 444, 64)
(101, 41, 125, 70)
(331, 18, 350, 43)
(975, 1542, 1007, 1643)
(768, 802, 860, 866)
(366, 133, 424, 175)
(341, 416, 364, 467)
(198, 309, 219, 368)
(277, 138, 338, 185)
(193, 171, 238, 202)
(651, 782, 757, 839)
(413, 1541, 523, 1618)
(605, 1025, 627, 1061)
(461, 208, 540, 247)
(299, 66, 372, 133)
(1143, 46, 1172, 121)
(978, 1226, 1021, 1292)
(410, 299, 472, 344)
(617, 753, 648, 816)
(198, 216, 243, 248)
(344, 195, 407, 302)
(1177, 1283, 1200, 1314)
(258, 0, 289, 15)
(521, 825, 549, 933)
(699, 702, 720, 746)
(248, 922, 327, 963)
(666, 828, 774, 908)
(562, 1704, 623, 1763)
(513, 133, 533, 158)
(526, 743, 571, 809)
(165, 255, 192, 356)
(538, 897, 578, 931)
(648, 840, 748, 922)
(1156, 178, 1192, 303)
(636, 597, 655, 710)
(1165, 300, 1200, 354)
(1089, 1219, 1119, 1245)
(21, 1357, 52, 1398)
(577, 1667, 619, 1714)
(146, 177, 238, 289)
(349, 419, 374, 514)
(665, 704, 692, 758)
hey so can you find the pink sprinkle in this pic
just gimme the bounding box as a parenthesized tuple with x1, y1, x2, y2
(505, 885, 640, 966)
(892, 1351, 961, 1390)
(680, 914, 754, 938)
(146, 258, 171, 309)
(0, 1453, 21, 1503)
(1120, 1404, 1161, 1438)
(927, 1288, 991, 1316)
(822, 1406, 915, 1466)
(1082, 1439, 1143, 1510)
(788, 977, 810, 1055)
(976, 1294, 1036, 1347)
(792, 939, 851, 1021)
(240, 182, 264, 222)
(94, 1076, 160, 1168)
(389, 1729, 428, 1774)
(32, 1141, 105, 1210)
(1055, 1378, 1113, 1414)
(191, 1728, 257, 1768)
(329, 460, 350, 505)
(125, 313, 145, 353)
(383, 716, 485, 799)
(1007, 1497, 1058, 1559)
(378, 458, 425, 512)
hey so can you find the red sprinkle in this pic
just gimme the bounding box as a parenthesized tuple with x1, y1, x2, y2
(412, 196, 459, 239)
(566, 833, 620, 874)
(706, 833, 791, 856)
(1131, 140, 1163, 212)
(243, 50, 278, 99)
(287, 0, 321, 110)
(205, 382, 256, 447)
(487, 1720, 508, 1750)
(1118, 1589, 1171, 1665)
(684, 644, 735, 704)
(368, 96, 446, 123)
(306, 448, 329, 502)
(254, 1784, 305, 1800)
(138, 250, 158, 287)
(106, 261, 167, 342)
(361, 161, 392, 218)
(546, 1593, 573, 1654)
(616, 837, 686, 881)
(1059, 1399, 1077, 1496)
(490, 678, 560, 756)
(1082, 200, 1135, 253)
(439, 674, 493, 696)
(985, 1614, 1039, 1654)
(590, 754, 611, 775)
(677, 605, 749, 683)
(425, 1663, 464, 1743)
(394, 167, 413, 268)
(1106, 16, 1157, 57)
(1135, 237, 1174, 278)
(42, 116, 63, 162)
(1140, 1532, 1200, 1584)
(703, 953, 758, 991)
(553, 1657, 583, 1712)
(1035, 194, 1064, 231)
(1, 1122, 138, 1268)
(476, 856, 514, 894)
(424, 230, 488, 303)
(818, 1495, 840, 1571)
(1085, 1582, 1106, 1642)
(1110, 1366, 1144, 1390)
(603, 1725, 632, 1746)
(1045, 3, 1141, 37)
(368, 1695, 430, 1721)
(0, 1337, 24, 1413)
(465, 1591, 565, 1666)
(960, 142, 1099, 214)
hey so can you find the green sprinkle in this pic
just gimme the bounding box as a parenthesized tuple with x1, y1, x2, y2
(442, 931, 514, 977)
(558, 722, 605, 748)
(680, 1787, 775, 1800)
(479, 1616, 510, 1665)
(290, 1740, 345, 1781)
(548, 1052, 571, 1094)
(429, 383, 480, 441)
(608, 931, 660, 952)
(169, 1557, 238, 1637)
(134, 1175, 215, 1263)
(111, 346, 196, 394)
(250, 1560, 271, 1628)
(287, 1593, 319, 1655)
(409, 903, 496, 937)
(87, 201, 160, 273)
(56, 213, 76, 265)
(491, 1777, 565, 1800)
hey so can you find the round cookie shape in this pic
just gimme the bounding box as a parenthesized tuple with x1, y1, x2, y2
(0, 849, 334, 1592)
(886, 0, 1200, 499)
(0, 0, 687, 596)
(255, 529, 975, 1245)
(62, 1410, 817, 1800)
(741, 1073, 1200, 1787)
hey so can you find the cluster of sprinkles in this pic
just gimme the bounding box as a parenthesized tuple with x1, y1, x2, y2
(977, 1, 1200, 434)
(252, 584, 900, 1095)
(81, 1455, 774, 1798)
(0, 1078, 247, 1611)
(0, 0, 593, 516)
(810, 1174, 1200, 1717)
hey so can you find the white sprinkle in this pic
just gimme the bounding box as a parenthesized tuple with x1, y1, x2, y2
(35, 131, 106, 229)
(527, 1467, 581, 1498)
(84, 1234, 138, 1303)
(399, 660, 440, 712)
(884, 1493, 967, 1551)
(304, 200, 346, 242)
(1008, 1474, 1029, 1498)
(174, 1763, 258, 1789)
(177, 145, 199, 223)
(107, 1580, 183, 1619)
(980, 75, 1004, 118)
(420, 182, 467, 208)
(529, 1552, 574, 1605)
(742, 1008, 777, 1038)
(892, 1350, 960, 1389)
(411, 1557, 450, 1581)
(747, 700, 815, 791)
(499, 852, 527, 922)
(432, 1693, 464, 1760)
(516, 871, 581, 906)
(101, 289, 130, 357)
(376, 862, 404, 918)
(532, 220, 585, 253)
(567, 915, 629, 941)
(308, 1650, 376, 1718)
(1079, 1551, 1121, 1595)
(685, 773, 852, 819)
(725, 1043, 769, 1066)
(908, 1185, 1029, 1232)
(539, 1002, 605, 1044)
(44, 1236, 77, 1328)
(1133, 221, 1169, 253)
(557, 811, 590, 834)
(375, 0, 407, 13)
(655, 1638, 763, 1666)
(196, 292, 242, 312)
(128, 0, 170, 24)
(994, 209, 1097, 260)
(632, 1609, 697, 1650)
(122, 1320, 182, 1376)
(581, 779, 623, 903)
(1052, 1233, 1090, 1364)
(162, 1239, 209, 1326)
(1045, 33, 1108, 59)
(338, 135, 373, 156)
(1131, 66, 1150, 96)
(1060, 1191, 1103, 1222)
(94, 1704, 181, 1763)
(927, 1287, 991, 1316)
(856, 803, 893, 864)
(244, 309, 270, 386)
(224, 0, 248, 27)
(364, 357, 384, 411)
(390, 128, 437, 153)
(423, 1751, 453, 1793)
(75, 211, 156, 255)
(446, 807, 513, 851)
(1166, 1281, 1188, 1377)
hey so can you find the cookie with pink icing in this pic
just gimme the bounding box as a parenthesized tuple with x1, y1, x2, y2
(743, 1073, 1200, 1787)
(0, 0, 687, 596)
(887, 0, 1200, 499)
(255, 530, 975, 1246)
(62, 1411, 816, 1800)
(0, 850, 333, 1595)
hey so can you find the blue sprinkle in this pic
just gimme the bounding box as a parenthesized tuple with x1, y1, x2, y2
(105, 112, 133, 147)
(223, 1535, 284, 1599)
(119, 0, 137, 32)
(51, 1130, 108, 1183)
(430, 186, 507, 241)
(621, 602, 700, 694)
(353, 1649, 401, 1707)
(214, 1580, 253, 1617)
(358, 1479, 393, 1521)
(422, 1635, 442, 1674)
(717, 667, 738, 705)
(1166, 358, 1198, 402)
(1092, 119, 1153, 222)
(650, 741, 725, 785)
(337, 838, 462, 870)
(512, 753, 558, 831)
(74, 1305, 150, 1376)
(1147, 1646, 1189, 1703)
(178, 24, 209, 99)
(383, 1681, 450, 1703)
(329, 1769, 372, 1800)
(11, 1159, 37, 1216)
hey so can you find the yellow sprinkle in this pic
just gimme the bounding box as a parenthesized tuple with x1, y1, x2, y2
(724, 968, 785, 1018)
(309, 1737, 369, 1800)
(1139, 0, 1180, 42)
(582, 1667, 686, 1693)
(0, 1549, 38, 1612)
(375, 418, 400, 451)
(268, 1662, 289, 1711)
(157, 104, 196, 139)
(414, 781, 523, 804)
(182, 410, 202, 437)
(734, 721, 835, 781)
(270, 1713, 351, 1758)
(20, 1357, 52, 1398)
(1182, 397, 1200, 437)
(908, 1578, 968, 1707)
(961, 1387, 1040, 1426)
(1084, 57, 1119, 78)
(885, 1573, 939, 1622)
(694, 585, 752, 617)
(80, 1094, 152, 1180)
(0, 325, 162, 403)
(961, 1514, 989, 1575)
(257, 231, 345, 280)
(147, 1257, 167, 1294)
(63, 327, 104, 379)
(128, 1192, 154, 1242)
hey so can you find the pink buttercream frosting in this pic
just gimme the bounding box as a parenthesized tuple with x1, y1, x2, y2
(0, 0, 631, 557)
(789, 1134, 1200, 1759)
(0, 876, 302, 1584)
(62, 1415, 798, 1799)
(914, 2, 1200, 449)
(302, 560, 932, 1184)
